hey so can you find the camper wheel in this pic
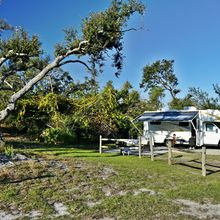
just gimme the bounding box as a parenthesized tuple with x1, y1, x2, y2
(218, 140, 220, 148)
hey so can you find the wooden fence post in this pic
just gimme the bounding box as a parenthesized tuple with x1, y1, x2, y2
(139, 136, 142, 158)
(150, 135, 154, 161)
(168, 140, 172, 165)
(202, 146, 206, 176)
(99, 135, 102, 154)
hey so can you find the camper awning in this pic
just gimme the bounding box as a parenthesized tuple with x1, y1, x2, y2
(136, 111, 198, 122)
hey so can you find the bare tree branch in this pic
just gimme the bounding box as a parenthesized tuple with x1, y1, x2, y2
(58, 59, 91, 71)
(98, 27, 143, 34)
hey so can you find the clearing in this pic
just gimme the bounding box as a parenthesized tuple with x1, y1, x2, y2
(1, 141, 220, 219)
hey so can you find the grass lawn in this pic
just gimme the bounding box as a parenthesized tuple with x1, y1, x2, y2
(1, 142, 220, 219)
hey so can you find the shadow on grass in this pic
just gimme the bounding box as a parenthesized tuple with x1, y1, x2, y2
(152, 152, 168, 158)
(191, 159, 220, 169)
(0, 174, 55, 185)
(174, 160, 220, 176)
(4, 140, 126, 158)
(6, 140, 98, 150)
(56, 153, 121, 158)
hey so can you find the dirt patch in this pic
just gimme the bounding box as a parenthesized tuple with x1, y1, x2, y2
(133, 188, 159, 196)
(175, 199, 220, 219)
(0, 203, 70, 219)
(0, 211, 22, 220)
(101, 187, 159, 197)
(87, 200, 102, 208)
(102, 186, 112, 196)
(99, 167, 118, 180)
(54, 202, 70, 217)
(0, 210, 42, 219)
(98, 218, 115, 220)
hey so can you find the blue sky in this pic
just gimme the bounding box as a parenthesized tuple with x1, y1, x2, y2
(1, 0, 220, 101)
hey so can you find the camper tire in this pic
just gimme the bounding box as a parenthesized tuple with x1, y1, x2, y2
(218, 140, 220, 148)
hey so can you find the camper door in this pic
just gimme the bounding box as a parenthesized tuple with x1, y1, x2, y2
(203, 122, 219, 146)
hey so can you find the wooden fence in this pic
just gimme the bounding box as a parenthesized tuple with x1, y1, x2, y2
(99, 135, 207, 176)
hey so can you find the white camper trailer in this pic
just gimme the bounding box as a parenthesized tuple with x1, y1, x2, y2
(135, 108, 220, 147)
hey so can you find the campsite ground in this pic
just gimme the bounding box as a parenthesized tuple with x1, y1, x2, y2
(1, 141, 220, 219)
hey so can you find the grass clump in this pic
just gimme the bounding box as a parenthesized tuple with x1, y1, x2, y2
(4, 144, 14, 158)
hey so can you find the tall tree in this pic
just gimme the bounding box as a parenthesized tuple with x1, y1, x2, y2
(146, 86, 165, 110)
(0, 0, 145, 122)
(168, 96, 194, 110)
(188, 87, 219, 109)
(140, 59, 180, 100)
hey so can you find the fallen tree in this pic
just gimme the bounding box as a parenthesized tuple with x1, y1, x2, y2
(0, 0, 145, 122)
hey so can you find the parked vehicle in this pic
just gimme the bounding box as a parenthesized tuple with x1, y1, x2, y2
(135, 107, 220, 147)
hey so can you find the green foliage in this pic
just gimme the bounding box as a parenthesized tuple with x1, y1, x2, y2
(147, 87, 165, 110)
(7, 91, 74, 140)
(0, 1, 147, 141)
(213, 84, 220, 97)
(4, 76, 150, 142)
(66, 80, 148, 140)
(0, 143, 4, 153)
(117, 81, 148, 116)
(42, 128, 76, 144)
(38, 93, 59, 114)
(9, 96, 49, 137)
(0, 28, 42, 58)
(4, 144, 14, 158)
(140, 59, 180, 100)
(33, 68, 74, 96)
(0, 28, 47, 99)
(71, 81, 123, 138)
(168, 96, 194, 110)
(0, 0, 146, 128)
(188, 87, 220, 109)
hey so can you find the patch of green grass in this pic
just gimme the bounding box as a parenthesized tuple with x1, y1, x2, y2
(1, 142, 220, 219)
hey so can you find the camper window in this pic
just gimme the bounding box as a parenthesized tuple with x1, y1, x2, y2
(206, 123, 215, 132)
(150, 122, 161, 125)
(179, 122, 189, 127)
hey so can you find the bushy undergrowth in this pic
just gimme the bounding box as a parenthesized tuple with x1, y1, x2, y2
(42, 128, 77, 144)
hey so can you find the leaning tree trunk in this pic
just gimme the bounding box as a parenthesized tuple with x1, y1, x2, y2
(0, 41, 88, 122)
(0, 58, 61, 122)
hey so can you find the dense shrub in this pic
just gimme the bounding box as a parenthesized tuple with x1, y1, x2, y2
(42, 128, 77, 144)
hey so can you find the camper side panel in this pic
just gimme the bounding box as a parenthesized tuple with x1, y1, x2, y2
(144, 121, 191, 144)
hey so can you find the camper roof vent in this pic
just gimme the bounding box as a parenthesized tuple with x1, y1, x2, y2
(184, 106, 197, 111)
